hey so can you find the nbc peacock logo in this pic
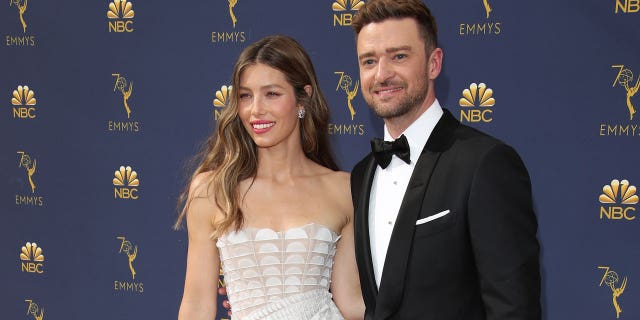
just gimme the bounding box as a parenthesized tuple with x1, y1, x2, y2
(599, 179, 638, 221)
(459, 82, 495, 123)
(597, 266, 628, 319)
(332, 0, 365, 27)
(213, 85, 232, 121)
(113, 165, 140, 200)
(20, 242, 44, 274)
(11, 85, 37, 119)
(107, 0, 135, 33)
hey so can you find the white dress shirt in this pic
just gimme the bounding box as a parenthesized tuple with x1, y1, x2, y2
(369, 100, 443, 287)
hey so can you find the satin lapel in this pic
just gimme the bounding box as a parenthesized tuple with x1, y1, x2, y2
(374, 109, 458, 319)
(374, 149, 441, 319)
(354, 155, 379, 305)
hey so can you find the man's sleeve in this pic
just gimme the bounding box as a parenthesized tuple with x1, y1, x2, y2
(467, 143, 542, 319)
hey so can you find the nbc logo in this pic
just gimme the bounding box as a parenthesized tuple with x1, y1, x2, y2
(107, 0, 135, 33)
(598, 266, 627, 318)
(11, 85, 37, 119)
(615, 0, 640, 13)
(599, 179, 638, 220)
(20, 242, 44, 274)
(24, 299, 44, 320)
(459, 82, 495, 123)
(213, 85, 232, 121)
(113, 165, 140, 199)
(332, 0, 364, 27)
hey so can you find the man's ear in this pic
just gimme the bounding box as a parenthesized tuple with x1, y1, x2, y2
(428, 48, 443, 80)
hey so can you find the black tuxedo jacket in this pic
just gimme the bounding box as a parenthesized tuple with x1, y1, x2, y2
(351, 109, 541, 320)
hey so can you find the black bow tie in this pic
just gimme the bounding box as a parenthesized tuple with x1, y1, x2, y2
(371, 134, 411, 169)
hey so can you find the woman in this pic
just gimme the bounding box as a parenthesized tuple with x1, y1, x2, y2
(175, 35, 364, 320)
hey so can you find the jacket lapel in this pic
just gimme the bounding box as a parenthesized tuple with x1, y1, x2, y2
(374, 110, 459, 319)
(353, 155, 380, 309)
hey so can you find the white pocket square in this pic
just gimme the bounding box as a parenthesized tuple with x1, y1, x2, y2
(416, 210, 450, 225)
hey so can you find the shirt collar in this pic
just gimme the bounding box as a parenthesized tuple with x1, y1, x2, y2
(383, 99, 443, 164)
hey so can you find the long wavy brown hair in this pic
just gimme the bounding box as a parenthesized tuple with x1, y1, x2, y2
(174, 35, 338, 237)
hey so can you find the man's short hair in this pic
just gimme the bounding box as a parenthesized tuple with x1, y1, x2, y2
(352, 0, 438, 53)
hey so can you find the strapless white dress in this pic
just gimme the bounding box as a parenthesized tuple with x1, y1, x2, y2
(217, 223, 345, 320)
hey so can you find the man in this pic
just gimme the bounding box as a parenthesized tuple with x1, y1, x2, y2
(349, 0, 541, 319)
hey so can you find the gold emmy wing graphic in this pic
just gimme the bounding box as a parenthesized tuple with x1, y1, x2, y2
(335, 72, 359, 120)
(459, 83, 495, 107)
(9, 0, 28, 32)
(483, 0, 492, 19)
(107, 0, 135, 19)
(17, 151, 36, 193)
(599, 179, 639, 205)
(117, 236, 138, 279)
(228, 0, 239, 28)
(598, 266, 628, 319)
(25, 300, 44, 320)
(20, 242, 44, 262)
(332, 0, 365, 11)
(612, 65, 640, 120)
(213, 85, 232, 107)
(113, 166, 140, 187)
(12, 85, 36, 106)
(112, 74, 133, 118)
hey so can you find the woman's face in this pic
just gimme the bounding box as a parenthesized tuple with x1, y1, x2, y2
(237, 63, 303, 150)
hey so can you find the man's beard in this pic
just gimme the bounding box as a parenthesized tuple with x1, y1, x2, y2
(367, 77, 429, 120)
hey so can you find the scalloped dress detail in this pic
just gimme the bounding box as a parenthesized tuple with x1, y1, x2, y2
(217, 223, 344, 320)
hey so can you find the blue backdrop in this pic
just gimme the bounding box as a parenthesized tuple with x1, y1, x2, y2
(2, 1, 639, 319)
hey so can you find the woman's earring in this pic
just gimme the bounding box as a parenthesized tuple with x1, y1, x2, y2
(297, 108, 306, 119)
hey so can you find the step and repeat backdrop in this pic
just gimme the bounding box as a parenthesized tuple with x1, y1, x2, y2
(2, 0, 639, 319)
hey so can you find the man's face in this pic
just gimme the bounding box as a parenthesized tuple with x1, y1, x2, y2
(356, 18, 433, 120)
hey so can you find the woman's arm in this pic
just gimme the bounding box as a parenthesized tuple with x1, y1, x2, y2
(178, 173, 221, 320)
(331, 172, 365, 320)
